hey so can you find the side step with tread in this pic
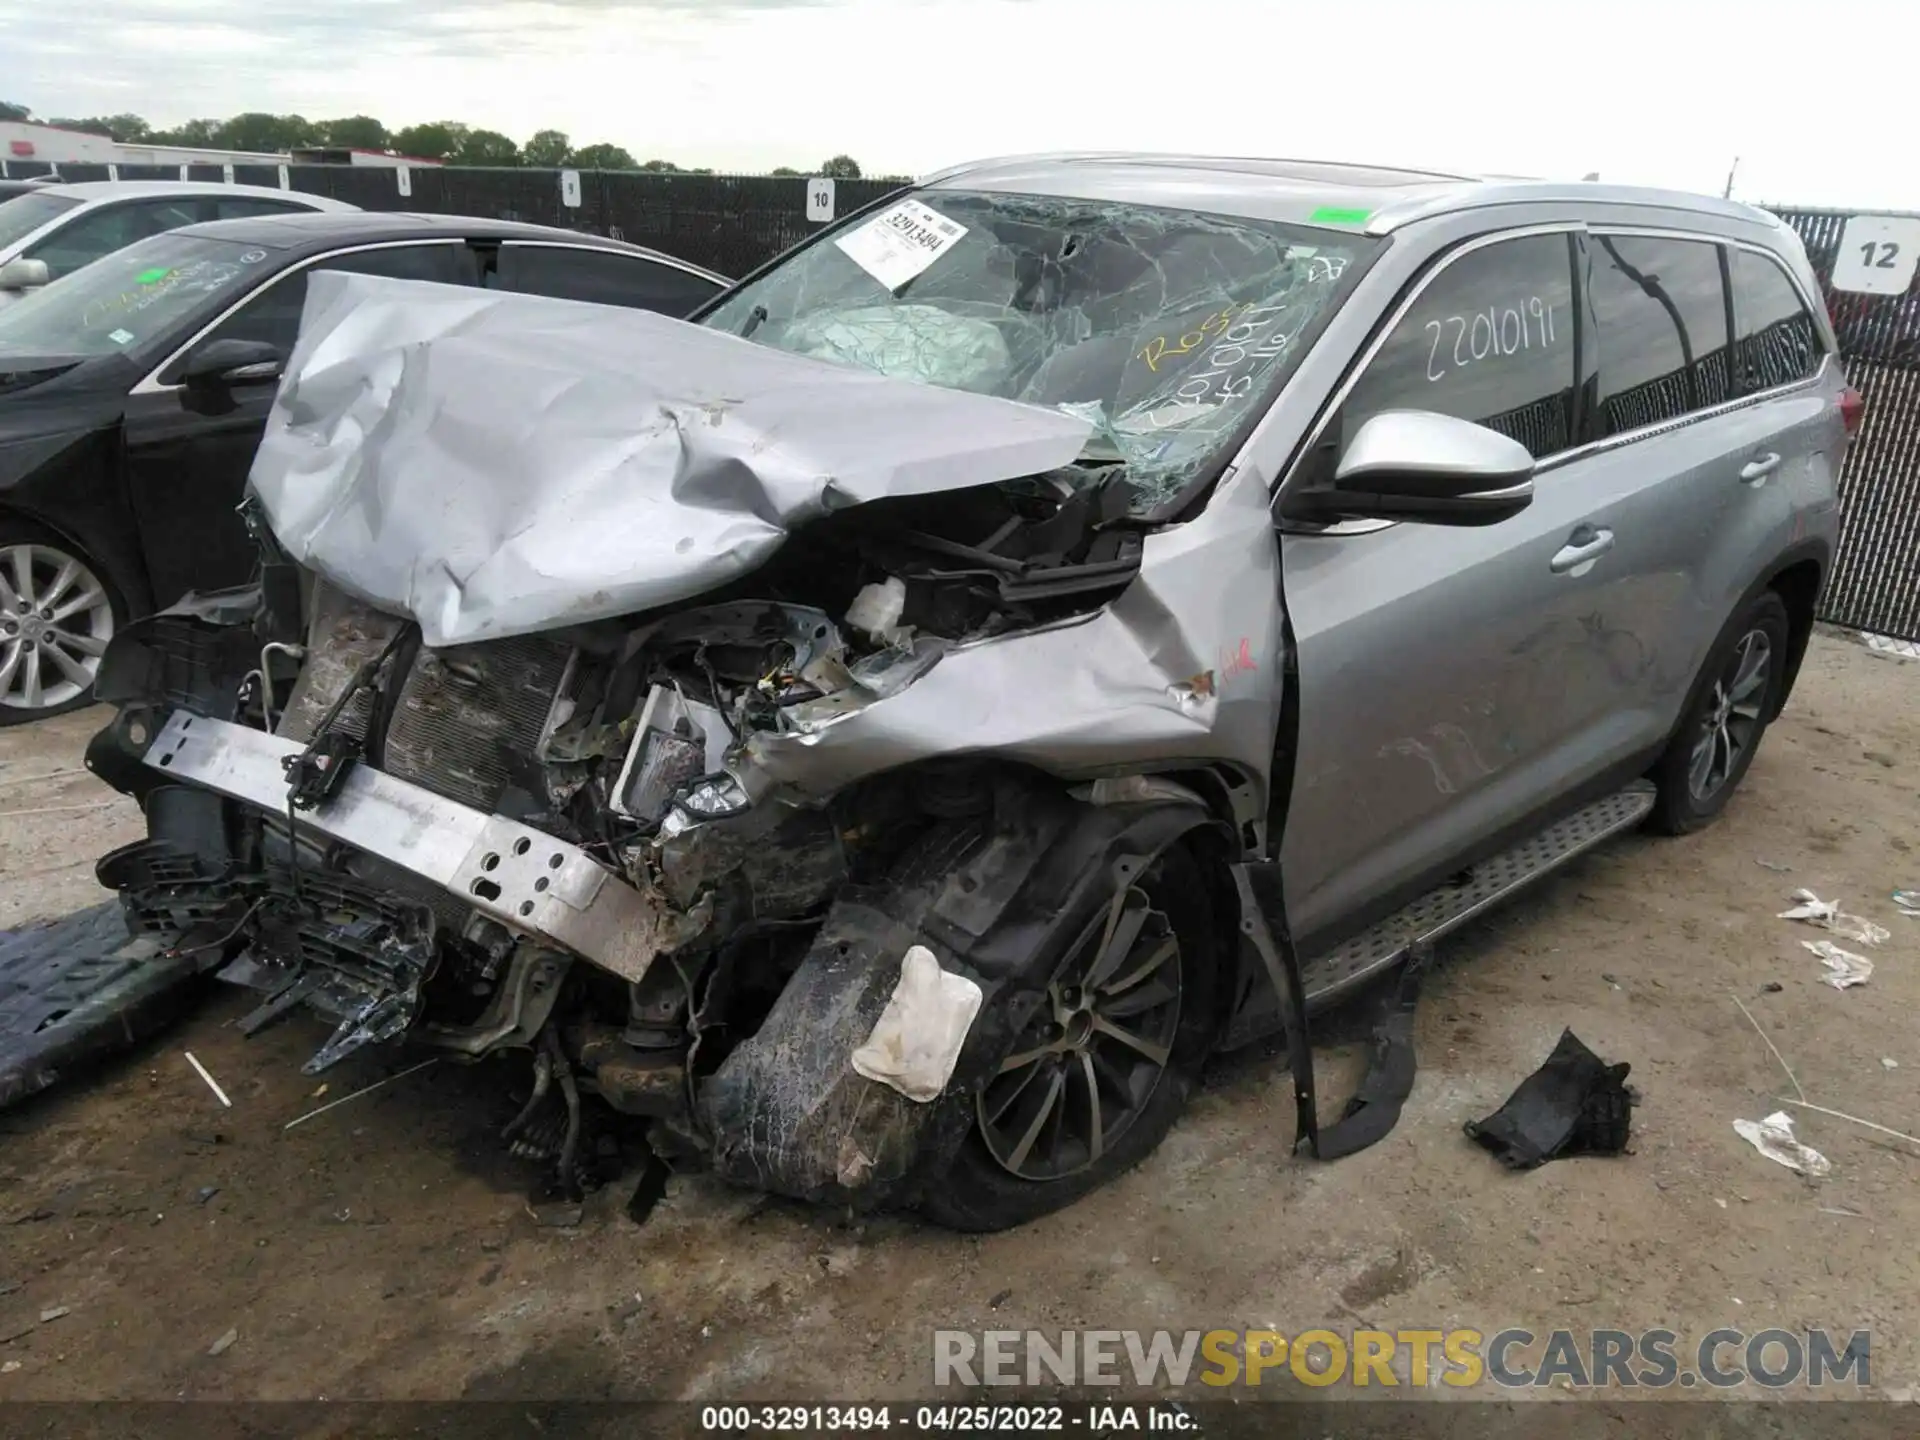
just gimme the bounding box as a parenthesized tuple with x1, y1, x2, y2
(1225, 782, 1656, 1047)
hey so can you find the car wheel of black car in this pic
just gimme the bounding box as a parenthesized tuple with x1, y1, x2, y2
(920, 838, 1221, 1232)
(1647, 589, 1790, 836)
(0, 518, 127, 725)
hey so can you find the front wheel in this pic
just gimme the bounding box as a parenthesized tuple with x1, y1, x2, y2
(1646, 589, 1790, 835)
(919, 838, 1222, 1232)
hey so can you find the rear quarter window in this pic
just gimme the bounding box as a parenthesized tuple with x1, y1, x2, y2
(1731, 248, 1823, 392)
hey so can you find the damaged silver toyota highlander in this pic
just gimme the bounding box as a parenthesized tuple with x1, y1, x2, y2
(85, 155, 1851, 1229)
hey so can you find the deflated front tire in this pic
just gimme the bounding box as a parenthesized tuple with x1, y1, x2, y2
(919, 836, 1224, 1232)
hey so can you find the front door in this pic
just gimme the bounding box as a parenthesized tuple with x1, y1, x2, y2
(122, 240, 479, 608)
(1277, 227, 1620, 952)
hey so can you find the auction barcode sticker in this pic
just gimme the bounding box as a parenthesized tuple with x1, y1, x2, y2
(835, 199, 968, 292)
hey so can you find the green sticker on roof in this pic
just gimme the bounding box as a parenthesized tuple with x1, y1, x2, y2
(1308, 206, 1372, 227)
(136, 267, 171, 285)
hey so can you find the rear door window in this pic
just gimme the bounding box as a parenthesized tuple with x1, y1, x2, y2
(1731, 249, 1823, 393)
(1587, 234, 1733, 435)
(168, 242, 476, 376)
(490, 244, 722, 316)
(26, 197, 212, 279)
(1338, 232, 1579, 460)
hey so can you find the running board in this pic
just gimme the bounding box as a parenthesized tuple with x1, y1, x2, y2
(1226, 782, 1656, 1047)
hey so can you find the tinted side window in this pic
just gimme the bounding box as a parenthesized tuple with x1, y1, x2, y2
(1339, 233, 1577, 460)
(1588, 235, 1732, 435)
(27, 197, 210, 279)
(1732, 249, 1822, 392)
(211, 196, 310, 222)
(179, 243, 476, 370)
(491, 245, 722, 316)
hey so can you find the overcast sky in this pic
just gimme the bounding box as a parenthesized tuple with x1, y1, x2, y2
(2, 0, 1912, 208)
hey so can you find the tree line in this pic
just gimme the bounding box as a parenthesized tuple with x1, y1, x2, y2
(0, 102, 875, 178)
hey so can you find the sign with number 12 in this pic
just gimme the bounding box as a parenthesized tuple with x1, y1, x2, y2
(1832, 214, 1920, 296)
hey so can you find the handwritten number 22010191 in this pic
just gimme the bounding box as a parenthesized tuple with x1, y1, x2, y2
(1424, 298, 1556, 383)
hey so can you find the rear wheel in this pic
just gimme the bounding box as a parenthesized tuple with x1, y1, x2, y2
(0, 520, 126, 725)
(1646, 589, 1790, 835)
(920, 838, 1221, 1232)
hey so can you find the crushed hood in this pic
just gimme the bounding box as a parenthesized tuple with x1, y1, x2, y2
(249, 271, 1093, 647)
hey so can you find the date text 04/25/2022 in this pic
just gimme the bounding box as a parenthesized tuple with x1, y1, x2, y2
(699, 1403, 1194, 1432)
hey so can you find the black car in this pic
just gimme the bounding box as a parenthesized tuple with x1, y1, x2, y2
(0, 212, 728, 721)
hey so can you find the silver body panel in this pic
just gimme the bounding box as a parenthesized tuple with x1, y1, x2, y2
(144, 711, 698, 982)
(249, 270, 1093, 647)
(232, 160, 1844, 976)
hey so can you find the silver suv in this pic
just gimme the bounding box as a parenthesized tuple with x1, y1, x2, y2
(87, 155, 1854, 1230)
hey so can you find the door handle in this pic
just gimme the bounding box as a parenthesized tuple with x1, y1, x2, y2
(1550, 525, 1615, 574)
(1740, 452, 1782, 484)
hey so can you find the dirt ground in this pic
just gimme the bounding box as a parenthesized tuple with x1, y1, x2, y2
(0, 627, 1915, 1409)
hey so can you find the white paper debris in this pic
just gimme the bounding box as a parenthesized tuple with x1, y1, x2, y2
(835, 199, 969, 292)
(1893, 889, 1919, 918)
(1776, 889, 1889, 946)
(1802, 940, 1873, 989)
(1883, 1058, 1900, 1070)
(850, 945, 983, 1102)
(1778, 888, 1837, 922)
(1863, 632, 1920, 659)
(1733, 1111, 1831, 1177)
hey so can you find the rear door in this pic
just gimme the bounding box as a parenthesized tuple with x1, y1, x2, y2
(487, 242, 724, 316)
(1566, 231, 1797, 740)
(121, 240, 480, 605)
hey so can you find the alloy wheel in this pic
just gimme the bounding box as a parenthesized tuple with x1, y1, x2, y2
(0, 542, 115, 714)
(1687, 627, 1771, 801)
(977, 878, 1184, 1182)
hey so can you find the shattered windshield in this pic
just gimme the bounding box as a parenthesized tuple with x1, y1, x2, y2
(703, 190, 1376, 512)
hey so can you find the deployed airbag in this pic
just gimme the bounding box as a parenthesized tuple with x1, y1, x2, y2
(248, 272, 1092, 647)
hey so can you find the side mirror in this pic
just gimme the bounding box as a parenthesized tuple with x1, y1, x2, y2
(0, 257, 50, 292)
(1308, 410, 1535, 526)
(180, 338, 284, 388)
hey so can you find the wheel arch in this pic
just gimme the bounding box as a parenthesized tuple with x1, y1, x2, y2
(695, 774, 1237, 1211)
(1762, 546, 1826, 721)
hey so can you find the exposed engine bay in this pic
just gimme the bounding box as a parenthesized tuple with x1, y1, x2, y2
(82, 264, 1315, 1219)
(85, 462, 1239, 1211)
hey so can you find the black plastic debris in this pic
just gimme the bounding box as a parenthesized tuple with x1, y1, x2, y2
(1231, 861, 1439, 1162)
(1464, 1028, 1634, 1169)
(1, 901, 212, 1113)
(1314, 942, 1436, 1160)
(625, 1151, 672, 1227)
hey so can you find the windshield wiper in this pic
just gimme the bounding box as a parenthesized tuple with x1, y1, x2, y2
(738, 304, 769, 339)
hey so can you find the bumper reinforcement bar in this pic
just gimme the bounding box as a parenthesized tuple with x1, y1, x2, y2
(142, 711, 695, 982)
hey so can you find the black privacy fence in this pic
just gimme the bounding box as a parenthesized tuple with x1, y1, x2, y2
(6, 162, 1917, 640)
(3, 160, 904, 279)
(1774, 208, 1920, 641)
